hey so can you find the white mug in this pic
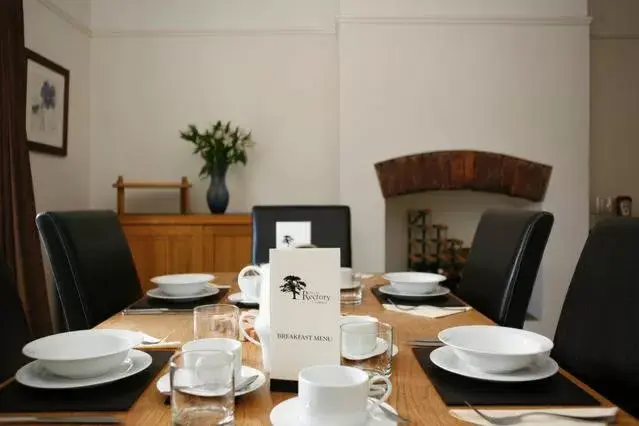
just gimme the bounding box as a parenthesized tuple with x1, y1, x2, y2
(340, 315, 379, 356)
(298, 365, 392, 426)
(340, 267, 353, 288)
(237, 266, 261, 302)
(182, 338, 242, 382)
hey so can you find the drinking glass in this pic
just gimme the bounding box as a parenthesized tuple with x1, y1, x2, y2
(170, 350, 235, 426)
(340, 321, 393, 377)
(194, 305, 240, 340)
(341, 273, 363, 305)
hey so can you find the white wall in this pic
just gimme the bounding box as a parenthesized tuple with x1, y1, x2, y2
(89, 0, 339, 213)
(339, 0, 590, 337)
(23, 0, 91, 331)
(24, 0, 91, 212)
(590, 0, 639, 214)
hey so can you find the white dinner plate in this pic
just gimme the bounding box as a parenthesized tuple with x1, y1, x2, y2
(378, 284, 450, 300)
(227, 292, 259, 306)
(146, 286, 219, 302)
(16, 349, 152, 389)
(270, 397, 398, 425)
(429, 345, 559, 382)
(156, 365, 266, 397)
(342, 339, 399, 361)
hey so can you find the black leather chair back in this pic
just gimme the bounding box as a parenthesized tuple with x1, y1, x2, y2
(36, 210, 143, 331)
(0, 251, 33, 382)
(552, 218, 639, 417)
(252, 205, 352, 266)
(457, 209, 554, 328)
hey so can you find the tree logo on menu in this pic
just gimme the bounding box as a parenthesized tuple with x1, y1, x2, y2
(280, 274, 330, 304)
(282, 235, 294, 247)
(280, 275, 306, 299)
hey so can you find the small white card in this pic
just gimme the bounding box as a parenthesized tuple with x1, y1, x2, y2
(269, 248, 341, 382)
(275, 221, 311, 248)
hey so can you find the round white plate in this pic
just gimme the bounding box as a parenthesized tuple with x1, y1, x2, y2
(270, 397, 398, 425)
(379, 284, 450, 300)
(354, 273, 374, 280)
(156, 365, 266, 397)
(16, 349, 152, 389)
(342, 338, 399, 361)
(96, 329, 145, 346)
(227, 292, 259, 306)
(150, 274, 215, 286)
(341, 281, 362, 290)
(147, 286, 219, 302)
(430, 346, 559, 382)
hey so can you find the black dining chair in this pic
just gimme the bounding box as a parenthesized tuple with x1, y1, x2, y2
(252, 205, 352, 267)
(552, 218, 639, 417)
(36, 210, 143, 331)
(0, 250, 33, 382)
(456, 209, 554, 329)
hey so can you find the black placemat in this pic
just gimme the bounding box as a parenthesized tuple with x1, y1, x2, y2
(371, 286, 466, 308)
(128, 288, 229, 311)
(0, 351, 173, 412)
(413, 347, 599, 406)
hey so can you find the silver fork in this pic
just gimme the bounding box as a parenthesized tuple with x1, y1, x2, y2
(464, 402, 617, 425)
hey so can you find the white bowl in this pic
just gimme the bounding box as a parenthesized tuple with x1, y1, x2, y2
(438, 325, 554, 373)
(22, 330, 135, 379)
(383, 272, 446, 294)
(150, 273, 214, 296)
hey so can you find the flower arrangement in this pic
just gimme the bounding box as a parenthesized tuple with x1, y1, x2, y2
(179, 121, 255, 178)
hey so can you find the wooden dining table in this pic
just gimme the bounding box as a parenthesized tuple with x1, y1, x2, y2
(6, 273, 638, 425)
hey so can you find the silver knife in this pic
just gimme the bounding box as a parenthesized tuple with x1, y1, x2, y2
(0, 416, 122, 424)
(122, 308, 188, 315)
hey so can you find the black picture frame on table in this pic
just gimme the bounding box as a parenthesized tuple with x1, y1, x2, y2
(25, 49, 69, 157)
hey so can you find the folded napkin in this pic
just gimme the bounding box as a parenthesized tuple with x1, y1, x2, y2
(136, 341, 181, 349)
(450, 407, 618, 425)
(383, 303, 471, 318)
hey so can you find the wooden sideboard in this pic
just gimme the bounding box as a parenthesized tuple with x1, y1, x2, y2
(119, 214, 252, 291)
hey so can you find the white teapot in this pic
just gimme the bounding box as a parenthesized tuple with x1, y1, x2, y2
(239, 264, 271, 371)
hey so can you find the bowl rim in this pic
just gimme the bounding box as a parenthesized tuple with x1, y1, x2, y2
(151, 273, 215, 285)
(383, 272, 446, 284)
(438, 325, 554, 356)
(22, 330, 134, 361)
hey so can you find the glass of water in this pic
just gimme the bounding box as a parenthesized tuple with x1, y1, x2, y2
(194, 304, 240, 340)
(170, 350, 235, 425)
(340, 321, 393, 377)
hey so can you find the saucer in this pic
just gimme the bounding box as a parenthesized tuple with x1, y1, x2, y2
(227, 292, 259, 306)
(146, 286, 219, 302)
(378, 285, 450, 300)
(270, 397, 398, 425)
(16, 349, 152, 389)
(342, 338, 399, 361)
(156, 365, 266, 397)
(430, 345, 559, 382)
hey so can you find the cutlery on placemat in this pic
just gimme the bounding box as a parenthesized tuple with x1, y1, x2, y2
(388, 299, 467, 312)
(122, 308, 188, 315)
(407, 339, 445, 347)
(0, 416, 122, 424)
(371, 400, 410, 423)
(464, 402, 616, 425)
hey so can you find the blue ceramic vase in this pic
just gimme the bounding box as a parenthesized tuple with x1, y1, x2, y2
(206, 165, 229, 214)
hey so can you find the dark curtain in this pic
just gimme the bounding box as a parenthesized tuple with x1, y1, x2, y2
(0, 0, 52, 336)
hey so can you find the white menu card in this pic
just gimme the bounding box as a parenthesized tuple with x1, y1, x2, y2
(275, 221, 311, 249)
(269, 248, 341, 383)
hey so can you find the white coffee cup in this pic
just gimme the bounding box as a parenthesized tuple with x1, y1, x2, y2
(341, 315, 379, 356)
(237, 267, 261, 301)
(340, 267, 353, 289)
(298, 365, 392, 426)
(182, 338, 242, 382)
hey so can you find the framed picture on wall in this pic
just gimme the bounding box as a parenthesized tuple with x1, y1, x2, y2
(616, 196, 632, 217)
(25, 49, 69, 157)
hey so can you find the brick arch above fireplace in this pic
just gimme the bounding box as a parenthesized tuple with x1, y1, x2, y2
(374, 150, 552, 202)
